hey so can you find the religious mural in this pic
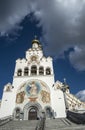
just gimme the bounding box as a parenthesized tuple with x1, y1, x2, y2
(16, 80, 50, 104)
(16, 91, 25, 104)
(25, 81, 41, 97)
(41, 90, 50, 103)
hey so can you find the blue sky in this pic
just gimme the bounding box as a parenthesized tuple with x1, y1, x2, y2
(0, 0, 85, 101)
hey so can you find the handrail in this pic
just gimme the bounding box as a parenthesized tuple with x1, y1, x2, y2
(35, 117, 46, 130)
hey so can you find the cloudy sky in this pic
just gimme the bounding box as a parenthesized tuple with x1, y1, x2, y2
(0, 0, 85, 101)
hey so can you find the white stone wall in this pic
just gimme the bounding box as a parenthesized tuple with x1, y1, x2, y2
(51, 88, 66, 118)
(0, 91, 16, 118)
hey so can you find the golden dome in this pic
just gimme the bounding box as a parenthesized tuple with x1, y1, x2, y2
(32, 36, 40, 44)
(32, 39, 40, 44)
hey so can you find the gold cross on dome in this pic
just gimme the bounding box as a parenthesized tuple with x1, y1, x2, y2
(63, 78, 66, 84)
(34, 35, 37, 39)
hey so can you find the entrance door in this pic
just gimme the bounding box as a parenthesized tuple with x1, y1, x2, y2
(28, 107, 37, 120)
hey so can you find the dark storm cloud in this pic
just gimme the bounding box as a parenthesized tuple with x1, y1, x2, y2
(0, 0, 85, 71)
(0, 0, 33, 35)
(32, 0, 85, 71)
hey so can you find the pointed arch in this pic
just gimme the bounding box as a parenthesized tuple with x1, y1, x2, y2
(23, 102, 42, 120)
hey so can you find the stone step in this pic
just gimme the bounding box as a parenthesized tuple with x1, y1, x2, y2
(0, 120, 38, 130)
(0, 118, 85, 130)
(45, 118, 85, 130)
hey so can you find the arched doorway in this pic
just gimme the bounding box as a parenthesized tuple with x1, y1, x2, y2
(28, 107, 37, 120)
(23, 102, 42, 120)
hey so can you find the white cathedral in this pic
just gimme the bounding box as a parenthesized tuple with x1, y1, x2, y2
(0, 38, 85, 120)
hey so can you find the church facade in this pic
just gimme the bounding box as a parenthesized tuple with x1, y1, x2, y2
(0, 38, 85, 120)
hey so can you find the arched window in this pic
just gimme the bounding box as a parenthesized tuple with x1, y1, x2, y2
(17, 69, 22, 76)
(31, 65, 37, 75)
(24, 67, 29, 76)
(46, 67, 51, 75)
(39, 66, 44, 75)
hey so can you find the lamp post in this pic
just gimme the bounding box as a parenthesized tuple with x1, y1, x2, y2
(61, 78, 69, 110)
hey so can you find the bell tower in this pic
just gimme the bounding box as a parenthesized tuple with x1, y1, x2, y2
(13, 37, 55, 90)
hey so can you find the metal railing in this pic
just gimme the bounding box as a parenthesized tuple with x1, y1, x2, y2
(35, 117, 46, 130)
